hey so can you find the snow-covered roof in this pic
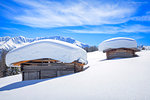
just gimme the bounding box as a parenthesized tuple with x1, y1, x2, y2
(98, 37, 137, 52)
(6, 39, 87, 67)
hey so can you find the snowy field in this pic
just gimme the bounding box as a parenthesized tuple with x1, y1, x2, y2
(0, 51, 150, 100)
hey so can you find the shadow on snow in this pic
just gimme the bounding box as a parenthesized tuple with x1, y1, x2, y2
(99, 55, 139, 62)
(0, 66, 89, 91)
(0, 76, 58, 91)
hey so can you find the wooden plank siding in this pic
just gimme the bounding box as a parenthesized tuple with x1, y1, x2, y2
(106, 48, 136, 59)
(21, 60, 83, 81)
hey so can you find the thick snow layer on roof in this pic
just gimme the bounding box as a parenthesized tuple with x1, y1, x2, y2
(6, 39, 87, 66)
(1, 51, 150, 100)
(99, 37, 137, 51)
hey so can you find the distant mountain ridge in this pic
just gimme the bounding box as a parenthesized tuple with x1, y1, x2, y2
(143, 46, 150, 50)
(0, 36, 89, 51)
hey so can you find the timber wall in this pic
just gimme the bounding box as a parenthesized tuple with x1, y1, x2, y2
(106, 48, 135, 59)
(21, 63, 81, 81)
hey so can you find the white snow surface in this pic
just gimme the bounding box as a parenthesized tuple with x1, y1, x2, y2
(0, 51, 150, 100)
(99, 37, 137, 51)
(6, 39, 87, 66)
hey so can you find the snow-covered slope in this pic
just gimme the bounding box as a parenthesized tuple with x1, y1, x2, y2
(6, 39, 87, 66)
(0, 51, 150, 100)
(0, 36, 32, 50)
(0, 36, 89, 50)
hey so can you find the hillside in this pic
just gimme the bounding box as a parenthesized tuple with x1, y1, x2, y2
(0, 36, 89, 51)
(0, 51, 150, 100)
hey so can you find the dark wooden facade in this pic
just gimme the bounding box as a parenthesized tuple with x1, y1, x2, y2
(20, 59, 83, 81)
(104, 48, 137, 59)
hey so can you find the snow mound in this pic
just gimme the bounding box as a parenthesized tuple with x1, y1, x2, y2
(99, 37, 137, 51)
(1, 51, 150, 100)
(6, 39, 87, 67)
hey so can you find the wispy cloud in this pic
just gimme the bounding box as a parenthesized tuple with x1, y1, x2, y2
(5, 0, 138, 28)
(67, 24, 150, 34)
(131, 10, 150, 21)
(121, 24, 150, 33)
(129, 36, 144, 40)
(0, 27, 26, 33)
(132, 15, 150, 21)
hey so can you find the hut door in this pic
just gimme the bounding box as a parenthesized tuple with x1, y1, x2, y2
(24, 71, 40, 80)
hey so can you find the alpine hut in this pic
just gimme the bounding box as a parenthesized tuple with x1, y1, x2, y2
(98, 37, 139, 59)
(6, 40, 87, 81)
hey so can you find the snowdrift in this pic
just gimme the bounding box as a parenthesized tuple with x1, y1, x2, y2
(98, 37, 137, 52)
(6, 39, 87, 67)
(1, 51, 150, 100)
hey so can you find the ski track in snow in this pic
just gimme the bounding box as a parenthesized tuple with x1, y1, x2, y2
(0, 51, 150, 100)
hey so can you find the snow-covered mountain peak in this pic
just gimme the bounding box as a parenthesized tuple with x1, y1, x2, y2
(0, 36, 89, 51)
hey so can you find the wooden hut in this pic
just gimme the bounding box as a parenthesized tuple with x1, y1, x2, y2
(99, 37, 139, 59)
(12, 58, 84, 80)
(6, 40, 87, 81)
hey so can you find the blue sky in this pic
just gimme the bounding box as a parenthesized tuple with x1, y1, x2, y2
(0, 0, 150, 46)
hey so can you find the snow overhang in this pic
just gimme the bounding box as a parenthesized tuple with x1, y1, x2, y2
(98, 37, 138, 52)
(6, 39, 87, 67)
